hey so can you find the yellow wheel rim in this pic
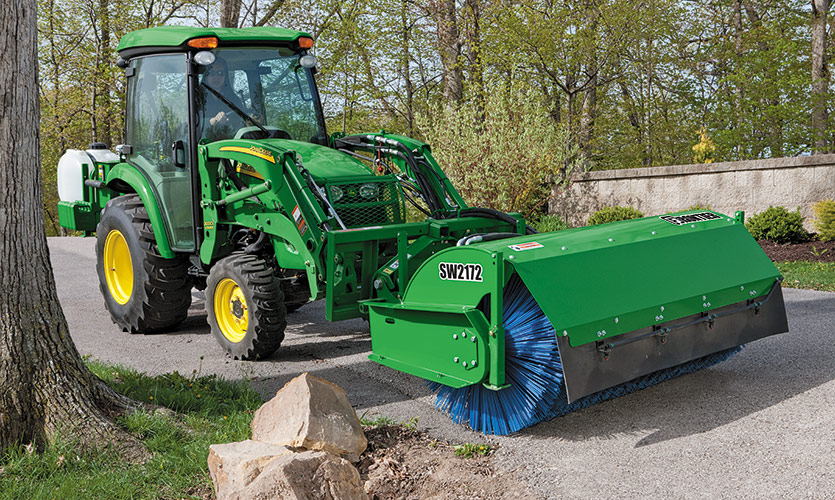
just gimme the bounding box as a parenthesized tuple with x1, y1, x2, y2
(103, 230, 133, 305)
(214, 278, 248, 343)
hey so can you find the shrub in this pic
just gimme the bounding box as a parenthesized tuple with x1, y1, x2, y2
(417, 83, 579, 217)
(532, 214, 569, 233)
(587, 206, 644, 226)
(745, 206, 809, 243)
(812, 200, 835, 242)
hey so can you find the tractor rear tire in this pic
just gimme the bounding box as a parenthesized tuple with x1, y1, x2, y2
(95, 194, 192, 333)
(206, 254, 287, 360)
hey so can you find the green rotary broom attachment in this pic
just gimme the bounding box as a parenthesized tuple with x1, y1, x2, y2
(368, 210, 789, 435)
(428, 274, 745, 434)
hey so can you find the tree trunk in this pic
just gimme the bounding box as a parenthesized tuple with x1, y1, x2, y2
(578, 0, 599, 167)
(431, 0, 463, 106)
(463, 0, 484, 120)
(734, 0, 744, 157)
(0, 0, 144, 457)
(95, 0, 112, 147)
(811, 0, 830, 153)
(401, 0, 414, 135)
(220, 0, 243, 28)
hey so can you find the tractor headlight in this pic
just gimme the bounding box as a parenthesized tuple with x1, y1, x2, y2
(329, 185, 344, 202)
(359, 183, 379, 199)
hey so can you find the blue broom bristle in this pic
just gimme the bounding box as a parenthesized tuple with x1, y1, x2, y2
(428, 275, 743, 435)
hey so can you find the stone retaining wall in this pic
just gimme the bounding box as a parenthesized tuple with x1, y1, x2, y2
(550, 155, 835, 230)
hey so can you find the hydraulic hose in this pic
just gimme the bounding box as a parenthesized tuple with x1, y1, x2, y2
(456, 232, 521, 246)
(453, 207, 538, 235)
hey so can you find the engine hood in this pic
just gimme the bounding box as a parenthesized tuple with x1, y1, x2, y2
(260, 139, 373, 181)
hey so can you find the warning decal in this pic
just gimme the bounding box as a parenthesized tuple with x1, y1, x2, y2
(508, 242, 544, 252)
(292, 205, 307, 235)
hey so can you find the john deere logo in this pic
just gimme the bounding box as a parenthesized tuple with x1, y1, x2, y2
(249, 146, 272, 159)
(218, 145, 276, 164)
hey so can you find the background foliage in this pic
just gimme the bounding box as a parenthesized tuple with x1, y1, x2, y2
(746, 206, 810, 243)
(38, 0, 835, 234)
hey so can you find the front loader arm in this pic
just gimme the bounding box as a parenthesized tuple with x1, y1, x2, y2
(198, 140, 336, 301)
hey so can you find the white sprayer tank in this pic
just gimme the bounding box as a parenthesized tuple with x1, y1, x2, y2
(57, 148, 119, 202)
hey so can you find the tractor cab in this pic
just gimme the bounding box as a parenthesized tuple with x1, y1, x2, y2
(117, 27, 327, 251)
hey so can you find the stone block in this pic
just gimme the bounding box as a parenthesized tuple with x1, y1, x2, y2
(210, 446, 367, 500)
(247, 450, 368, 500)
(208, 440, 293, 500)
(251, 373, 367, 461)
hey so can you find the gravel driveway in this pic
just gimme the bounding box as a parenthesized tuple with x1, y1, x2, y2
(50, 236, 835, 500)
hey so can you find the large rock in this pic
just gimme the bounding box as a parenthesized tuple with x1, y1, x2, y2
(207, 440, 293, 500)
(251, 373, 367, 460)
(246, 450, 368, 500)
(209, 444, 367, 500)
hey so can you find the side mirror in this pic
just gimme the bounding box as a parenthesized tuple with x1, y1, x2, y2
(171, 140, 186, 168)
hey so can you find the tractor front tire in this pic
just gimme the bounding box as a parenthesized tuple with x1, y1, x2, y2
(95, 194, 192, 333)
(206, 254, 287, 360)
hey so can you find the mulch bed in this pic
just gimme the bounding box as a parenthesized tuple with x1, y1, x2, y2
(757, 239, 835, 263)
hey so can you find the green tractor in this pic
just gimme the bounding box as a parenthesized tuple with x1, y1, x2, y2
(57, 26, 788, 434)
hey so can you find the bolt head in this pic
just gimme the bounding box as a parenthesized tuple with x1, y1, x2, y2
(453, 334, 458, 340)
(561, 246, 567, 250)
(471, 336, 476, 343)
(454, 357, 459, 363)
(471, 360, 477, 366)
(614, 317, 619, 324)
(462, 362, 468, 367)
(660, 306, 665, 312)
(562, 330, 568, 337)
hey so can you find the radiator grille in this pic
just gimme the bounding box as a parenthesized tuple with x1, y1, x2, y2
(326, 177, 405, 228)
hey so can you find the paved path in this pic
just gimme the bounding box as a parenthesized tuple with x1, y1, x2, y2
(50, 236, 835, 499)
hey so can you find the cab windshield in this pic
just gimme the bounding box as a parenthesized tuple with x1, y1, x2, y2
(197, 47, 326, 144)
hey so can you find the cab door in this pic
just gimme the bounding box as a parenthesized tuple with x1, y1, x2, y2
(124, 54, 195, 251)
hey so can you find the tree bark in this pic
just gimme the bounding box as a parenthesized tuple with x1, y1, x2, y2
(401, 0, 415, 135)
(220, 0, 243, 28)
(94, 0, 112, 147)
(0, 0, 145, 457)
(578, 0, 599, 167)
(463, 0, 484, 120)
(811, 0, 830, 153)
(430, 0, 463, 106)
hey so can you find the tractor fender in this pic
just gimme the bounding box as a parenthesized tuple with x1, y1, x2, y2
(105, 163, 175, 258)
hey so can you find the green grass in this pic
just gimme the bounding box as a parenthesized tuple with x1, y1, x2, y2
(452, 443, 492, 458)
(0, 361, 264, 500)
(776, 261, 835, 292)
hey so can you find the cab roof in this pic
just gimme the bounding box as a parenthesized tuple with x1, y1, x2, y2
(117, 26, 311, 58)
